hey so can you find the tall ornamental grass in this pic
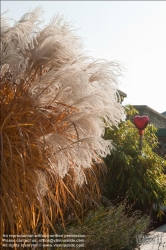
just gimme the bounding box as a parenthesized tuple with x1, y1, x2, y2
(0, 6, 125, 238)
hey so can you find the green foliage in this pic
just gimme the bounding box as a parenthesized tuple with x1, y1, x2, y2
(57, 200, 150, 250)
(103, 105, 166, 214)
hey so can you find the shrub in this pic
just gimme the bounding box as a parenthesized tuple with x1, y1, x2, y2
(58, 199, 150, 250)
(103, 106, 166, 215)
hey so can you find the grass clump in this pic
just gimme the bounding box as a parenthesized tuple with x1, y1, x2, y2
(57, 199, 151, 250)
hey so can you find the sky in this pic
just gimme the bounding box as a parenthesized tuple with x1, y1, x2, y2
(1, 1, 166, 114)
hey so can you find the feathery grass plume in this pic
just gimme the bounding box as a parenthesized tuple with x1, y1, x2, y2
(0, 6, 125, 240)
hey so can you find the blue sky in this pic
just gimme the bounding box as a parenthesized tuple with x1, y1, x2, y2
(1, 1, 166, 113)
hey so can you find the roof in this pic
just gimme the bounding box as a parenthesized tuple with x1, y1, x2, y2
(118, 90, 127, 98)
(133, 105, 166, 120)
